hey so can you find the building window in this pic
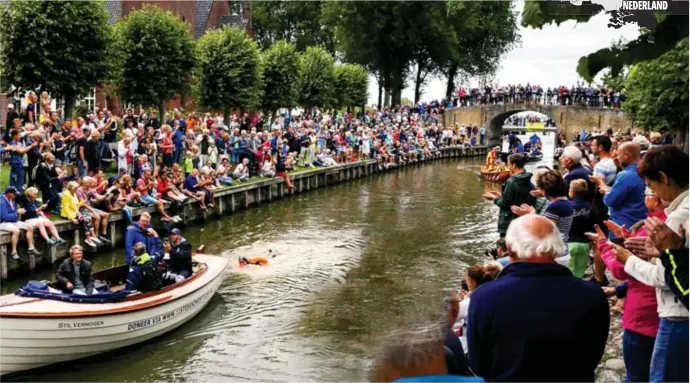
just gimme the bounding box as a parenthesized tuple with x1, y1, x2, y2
(76, 87, 97, 114)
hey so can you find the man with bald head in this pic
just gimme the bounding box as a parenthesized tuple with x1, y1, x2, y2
(595, 141, 647, 234)
(467, 215, 609, 382)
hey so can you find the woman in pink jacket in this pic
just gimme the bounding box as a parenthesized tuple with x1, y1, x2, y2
(587, 189, 664, 382)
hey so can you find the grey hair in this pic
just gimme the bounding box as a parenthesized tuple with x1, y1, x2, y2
(70, 244, 83, 253)
(531, 167, 550, 186)
(561, 146, 583, 163)
(505, 215, 566, 260)
(370, 324, 446, 382)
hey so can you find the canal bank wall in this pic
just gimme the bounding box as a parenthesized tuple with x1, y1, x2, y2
(0, 145, 488, 280)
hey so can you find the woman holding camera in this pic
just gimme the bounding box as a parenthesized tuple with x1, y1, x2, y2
(455, 262, 503, 353)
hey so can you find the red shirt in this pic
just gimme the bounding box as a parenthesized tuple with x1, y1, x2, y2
(161, 135, 173, 154)
(156, 178, 170, 195)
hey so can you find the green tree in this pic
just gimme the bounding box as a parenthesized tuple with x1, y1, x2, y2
(333, 64, 369, 111)
(298, 46, 335, 113)
(324, 1, 417, 107)
(623, 38, 688, 150)
(441, 1, 519, 99)
(261, 40, 299, 117)
(521, 0, 689, 82)
(113, 4, 196, 119)
(252, 1, 335, 53)
(196, 26, 263, 122)
(0, 0, 112, 119)
(407, 2, 454, 104)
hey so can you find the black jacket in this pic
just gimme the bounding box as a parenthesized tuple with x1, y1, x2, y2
(169, 238, 193, 275)
(56, 258, 95, 295)
(467, 262, 609, 382)
(35, 162, 59, 192)
(660, 247, 689, 310)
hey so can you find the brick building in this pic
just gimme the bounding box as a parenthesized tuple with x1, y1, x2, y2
(98, 0, 252, 115)
(1, 0, 252, 119)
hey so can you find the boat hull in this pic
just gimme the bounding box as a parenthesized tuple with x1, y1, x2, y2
(480, 169, 511, 182)
(525, 154, 543, 162)
(0, 255, 227, 376)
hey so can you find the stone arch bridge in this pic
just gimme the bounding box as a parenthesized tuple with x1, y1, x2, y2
(443, 103, 634, 146)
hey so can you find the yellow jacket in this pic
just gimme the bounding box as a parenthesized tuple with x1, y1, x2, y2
(61, 191, 83, 220)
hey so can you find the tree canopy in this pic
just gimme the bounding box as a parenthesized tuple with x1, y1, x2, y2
(333, 64, 369, 111)
(298, 46, 335, 111)
(112, 4, 196, 118)
(324, 1, 519, 107)
(623, 38, 688, 148)
(260, 40, 300, 115)
(0, 0, 112, 119)
(521, 0, 689, 82)
(252, 1, 335, 54)
(196, 26, 263, 120)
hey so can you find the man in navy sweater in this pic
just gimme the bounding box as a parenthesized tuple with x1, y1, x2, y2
(467, 215, 609, 382)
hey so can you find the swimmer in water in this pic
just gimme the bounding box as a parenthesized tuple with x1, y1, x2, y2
(238, 249, 279, 267)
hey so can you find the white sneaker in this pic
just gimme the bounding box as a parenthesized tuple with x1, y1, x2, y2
(84, 238, 96, 247)
(91, 237, 102, 245)
(174, 215, 182, 223)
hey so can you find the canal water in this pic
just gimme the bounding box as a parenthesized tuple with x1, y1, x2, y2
(9, 158, 509, 382)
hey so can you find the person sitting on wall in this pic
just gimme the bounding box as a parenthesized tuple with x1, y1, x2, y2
(56, 245, 94, 295)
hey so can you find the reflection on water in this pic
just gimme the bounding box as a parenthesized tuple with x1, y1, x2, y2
(13, 158, 500, 382)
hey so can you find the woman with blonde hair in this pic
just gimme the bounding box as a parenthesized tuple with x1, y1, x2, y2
(21, 187, 65, 246)
(61, 181, 99, 247)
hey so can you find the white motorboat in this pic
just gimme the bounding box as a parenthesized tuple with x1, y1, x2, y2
(0, 254, 228, 377)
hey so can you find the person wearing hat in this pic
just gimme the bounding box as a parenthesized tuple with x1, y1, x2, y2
(161, 228, 193, 284)
(0, 187, 41, 259)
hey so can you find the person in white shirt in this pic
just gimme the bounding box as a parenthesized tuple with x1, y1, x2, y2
(233, 158, 250, 182)
(590, 135, 617, 185)
(117, 134, 133, 174)
(260, 158, 276, 177)
(454, 262, 503, 351)
(614, 146, 689, 383)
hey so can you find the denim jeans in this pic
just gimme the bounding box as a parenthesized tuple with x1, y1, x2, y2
(77, 159, 87, 178)
(623, 329, 655, 382)
(649, 318, 689, 383)
(121, 206, 133, 226)
(10, 163, 25, 192)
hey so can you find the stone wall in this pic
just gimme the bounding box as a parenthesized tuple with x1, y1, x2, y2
(0, 146, 488, 280)
(444, 103, 635, 146)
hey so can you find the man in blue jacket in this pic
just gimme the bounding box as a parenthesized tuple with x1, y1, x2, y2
(124, 212, 162, 264)
(467, 215, 609, 382)
(0, 187, 40, 259)
(596, 142, 647, 234)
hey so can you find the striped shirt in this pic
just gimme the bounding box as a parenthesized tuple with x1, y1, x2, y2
(594, 158, 617, 185)
(544, 199, 574, 258)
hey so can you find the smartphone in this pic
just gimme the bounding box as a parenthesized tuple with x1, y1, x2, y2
(461, 280, 469, 291)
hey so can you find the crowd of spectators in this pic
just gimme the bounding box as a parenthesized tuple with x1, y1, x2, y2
(1, 92, 486, 259)
(450, 83, 625, 108)
(376, 130, 687, 382)
(374, 137, 687, 382)
(503, 113, 556, 128)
